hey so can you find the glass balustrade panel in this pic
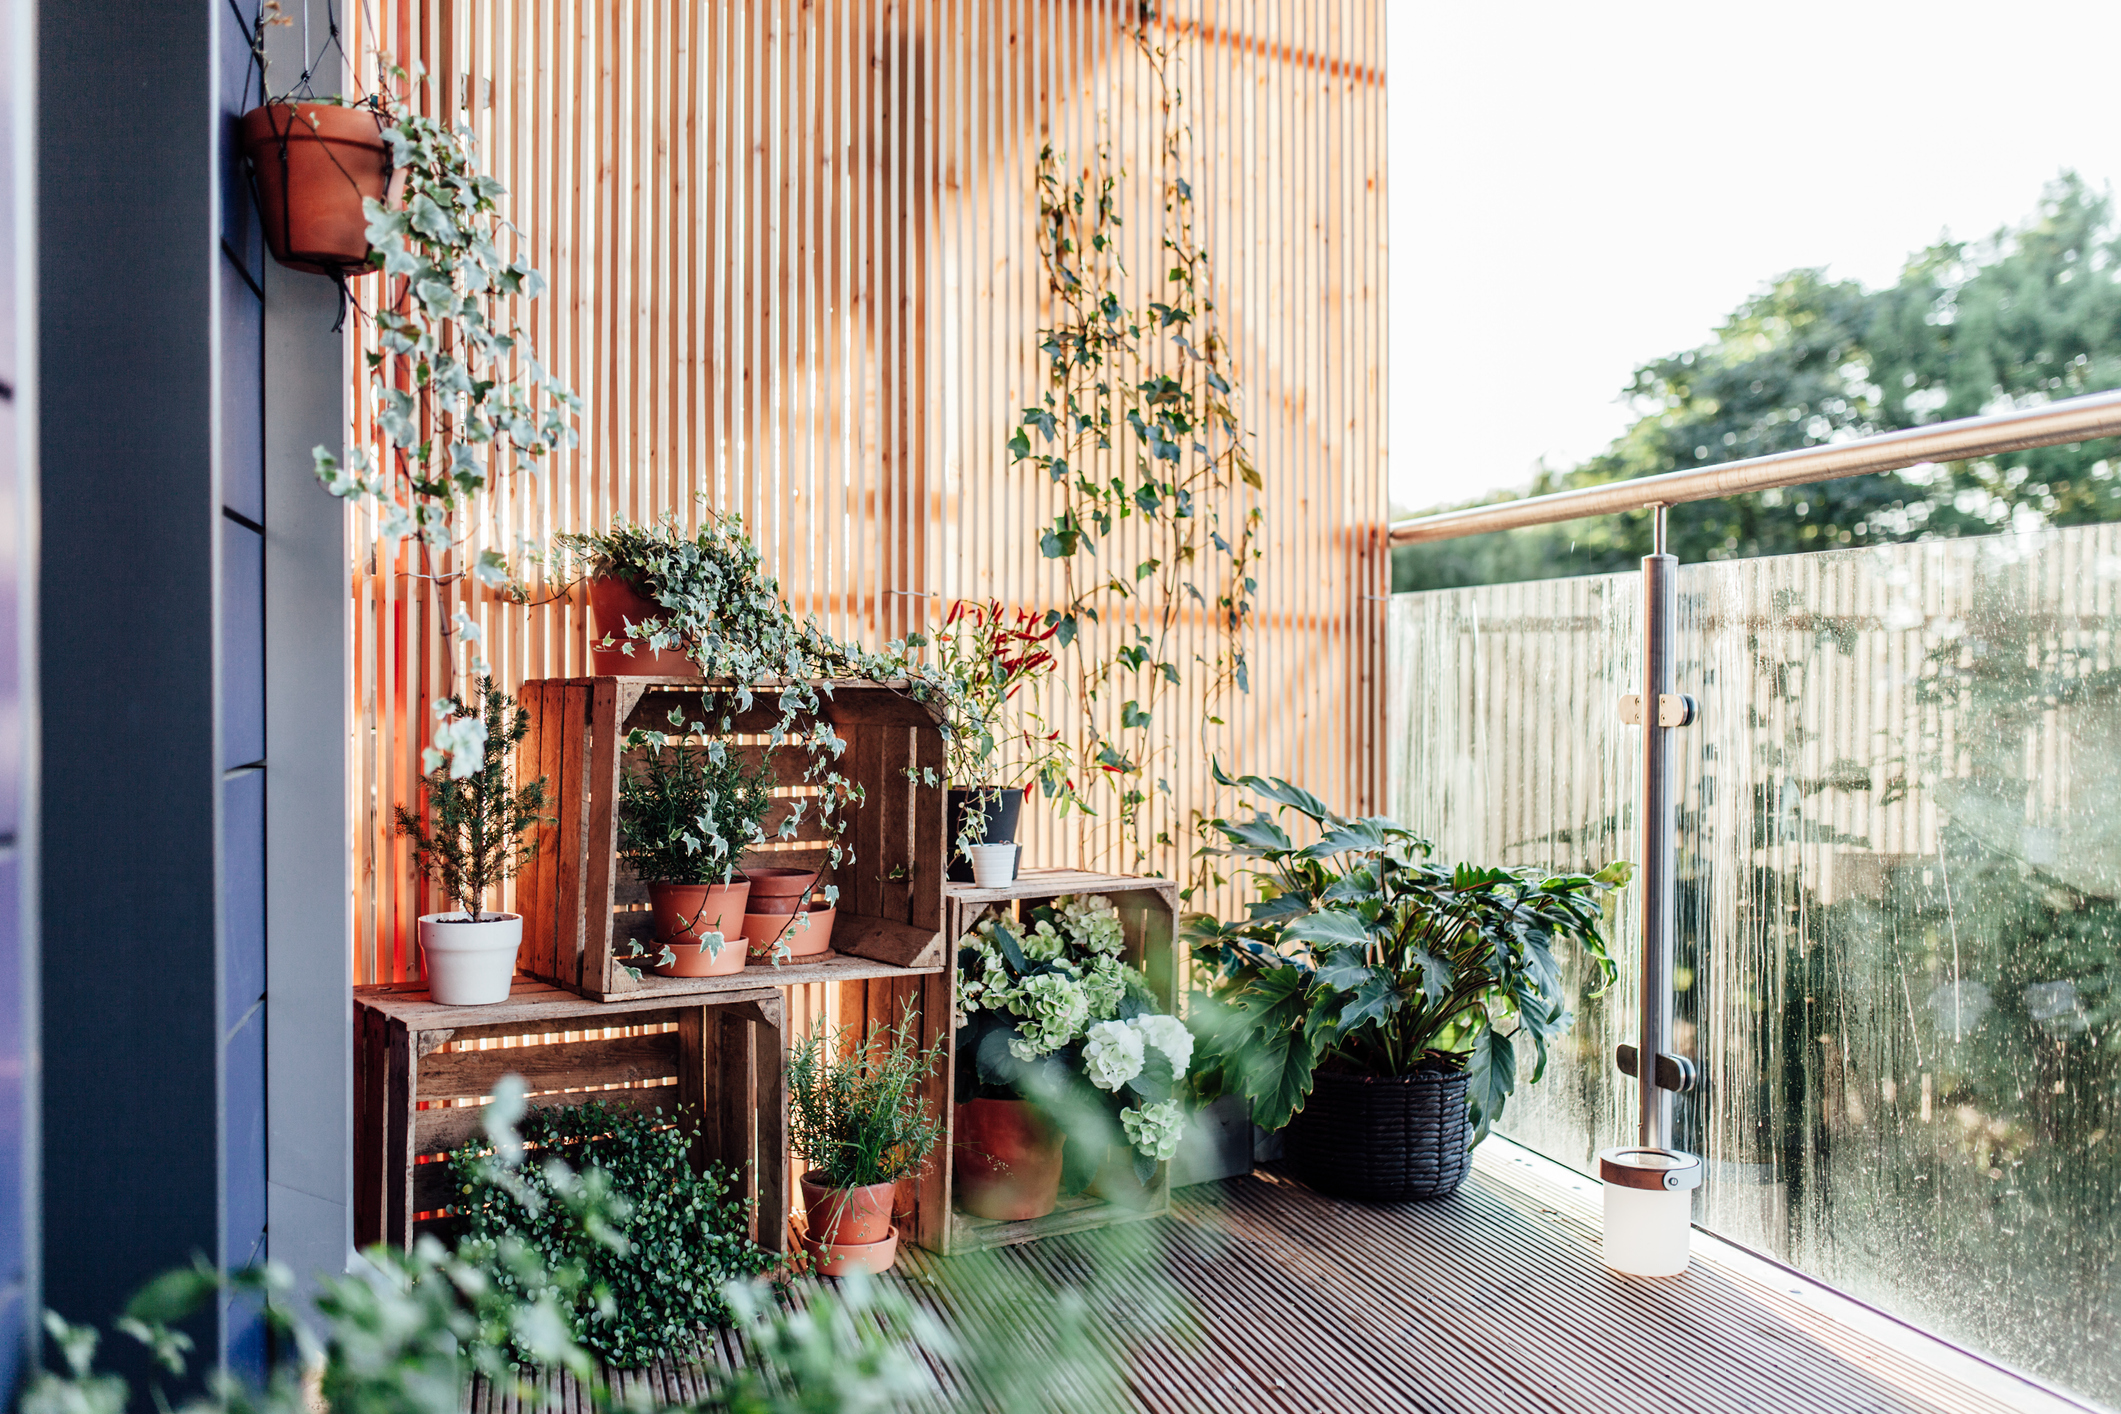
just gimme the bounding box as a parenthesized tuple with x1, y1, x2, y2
(1390, 526, 2121, 1403)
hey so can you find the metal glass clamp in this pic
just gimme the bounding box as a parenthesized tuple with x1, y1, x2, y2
(1616, 1044, 1697, 1093)
(1618, 693, 1697, 727)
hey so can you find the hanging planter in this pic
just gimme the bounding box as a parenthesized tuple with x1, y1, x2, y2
(238, 102, 391, 276)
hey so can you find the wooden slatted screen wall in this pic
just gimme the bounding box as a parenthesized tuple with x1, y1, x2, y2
(346, 0, 1387, 983)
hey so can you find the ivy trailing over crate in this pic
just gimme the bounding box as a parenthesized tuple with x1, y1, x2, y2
(554, 515, 979, 951)
(1006, 24, 1263, 883)
(445, 1099, 779, 1368)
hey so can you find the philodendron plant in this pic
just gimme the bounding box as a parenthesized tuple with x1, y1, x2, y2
(1188, 767, 1629, 1142)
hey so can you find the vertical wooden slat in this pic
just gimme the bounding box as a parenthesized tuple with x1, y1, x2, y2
(579, 679, 623, 991)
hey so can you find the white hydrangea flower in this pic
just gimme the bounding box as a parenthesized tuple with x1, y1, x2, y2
(1131, 1013, 1193, 1079)
(1120, 1098, 1187, 1161)
(1012, 970, 1092, 1055)
(1082, 1019, 1146, 1091)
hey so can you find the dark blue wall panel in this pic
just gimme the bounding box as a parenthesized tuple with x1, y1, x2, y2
(220, 259, 263, 527)
(221, 519, 263, 769)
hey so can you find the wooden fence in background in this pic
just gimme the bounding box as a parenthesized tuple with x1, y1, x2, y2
(345, 0, 1387, 985)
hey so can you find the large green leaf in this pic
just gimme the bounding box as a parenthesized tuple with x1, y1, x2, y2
(1335, 972, 1401, 1037)
(1210, 759, 1333, 821)
(1303, 817, 1393, 857)
(1466, 1027, 1517, 1143)
(1220, 812, 1295, 855)
(1408, 948, 1453, 1006)
(1282, 910, 1369, 951)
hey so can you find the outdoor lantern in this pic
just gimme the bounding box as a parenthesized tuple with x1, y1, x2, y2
(1598, 1147, 1703, 1276)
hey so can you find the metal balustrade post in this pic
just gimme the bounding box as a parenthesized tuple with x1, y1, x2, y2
(1638, 507, 1676, 1150)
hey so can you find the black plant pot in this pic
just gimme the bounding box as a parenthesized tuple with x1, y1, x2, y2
(1285, 1066, 1472, 1201)
(946, 787, 1023, 883)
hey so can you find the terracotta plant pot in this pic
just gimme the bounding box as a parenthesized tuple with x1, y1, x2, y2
(646, 879, 751, 977)
(741, 866, 819, 914)
(799, 1171, 898, 1246)
(800, 1225, 899, 1279)
(744, 900, 836, 961)
(419, 912, 523, 1006)
(238, 103, 391, 275)
(589, 576, 698, 677)
(953, 1098, 1064, 1221)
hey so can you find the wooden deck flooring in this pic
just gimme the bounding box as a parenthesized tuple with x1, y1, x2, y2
(480, 1143, 2092, 1414)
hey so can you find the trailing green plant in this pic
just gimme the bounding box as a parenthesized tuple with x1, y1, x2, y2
(394, 676, 549, 918)
(787, 1008, 947, 1189)
(309, 61, 580, 777)
(1005, 24, 1263, 884)
(955, 895, 1191, 1183)
(446, 1098, 778, 1368)
(1188, 767, 1630, 1142)
(24, 1076, 1160, 1414)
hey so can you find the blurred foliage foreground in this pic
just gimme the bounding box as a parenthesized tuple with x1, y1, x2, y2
(1397, 174, 2121, 589)
(23, 1079, 1175, 1414)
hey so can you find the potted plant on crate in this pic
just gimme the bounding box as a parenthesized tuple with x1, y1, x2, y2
(922, 599, 1065, 883)
(395, 678, 550, 1005)
(953, 895, 1190, 1220)
(1188, 767, 1629, 1200)
(616, 715, 777, 978)
(787, 1009, 946, 1276)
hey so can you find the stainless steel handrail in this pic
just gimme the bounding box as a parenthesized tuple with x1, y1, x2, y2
(1388, 387, 2121, 545)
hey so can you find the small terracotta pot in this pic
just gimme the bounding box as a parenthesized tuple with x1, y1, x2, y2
(741, 866, 819, 914)
(800, 1225, 898, 1278)
(744, 900, 836, 960)
(239, 103, 391, 275)
(646, 880, 751, 976)
(953, 1098, 1064, 1221)
(589, 576, 698, 677)
(799, 1171, 898, 1246)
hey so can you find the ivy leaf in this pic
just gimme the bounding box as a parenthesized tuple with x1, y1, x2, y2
(1121, 700, 1152, 729)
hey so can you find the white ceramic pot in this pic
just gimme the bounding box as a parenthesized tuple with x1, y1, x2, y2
(966, 842, 1016, 888)
(418, 911, 524, 1006)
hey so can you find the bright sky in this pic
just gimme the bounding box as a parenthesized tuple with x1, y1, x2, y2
(1387, 0, 2121, 514)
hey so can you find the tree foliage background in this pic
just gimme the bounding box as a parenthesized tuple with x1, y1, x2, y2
(1396, 174, 2121, 589)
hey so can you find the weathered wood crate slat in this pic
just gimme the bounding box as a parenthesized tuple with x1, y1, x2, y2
(516, 676, 949, 1004)
(909, 869, 1182, 1255)
(354, 980, 788, 1251)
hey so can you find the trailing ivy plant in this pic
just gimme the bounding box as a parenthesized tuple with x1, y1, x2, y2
(394, 676, 549, 921)
(1006, 25, 1263, 884)
(553, 514, 980, 911)
(1187, 767, 1630, 1142)
(311, 62, 581, 779)
(446, 1098, 780, 1369)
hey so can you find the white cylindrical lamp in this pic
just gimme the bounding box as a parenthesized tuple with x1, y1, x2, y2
(1598, 1146, 1702, 1276)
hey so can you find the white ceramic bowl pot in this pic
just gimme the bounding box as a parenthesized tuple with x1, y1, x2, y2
(418, 911, 525, 1006)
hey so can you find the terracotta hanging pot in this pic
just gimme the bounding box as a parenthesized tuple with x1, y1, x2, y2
(589, 576, 698, 677)
(238, 103, 391, 276)
(645, 879, 751, 976)
(953, 1098, 1064, 1221)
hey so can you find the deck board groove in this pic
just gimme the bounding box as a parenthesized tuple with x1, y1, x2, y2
(469, 1161, 2080, 1413)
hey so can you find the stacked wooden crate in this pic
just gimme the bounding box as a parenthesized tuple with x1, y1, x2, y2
(353, 979, 787, 1251)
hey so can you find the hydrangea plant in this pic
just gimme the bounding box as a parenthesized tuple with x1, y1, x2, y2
(955, 894, 1191, 1177)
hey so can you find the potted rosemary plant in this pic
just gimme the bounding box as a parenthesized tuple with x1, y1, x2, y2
(616, 718, 776, 978)
(787, 1010, 946, 1276)
(1189, 767, 1629, 1200)
(395, 678, 550, 1005)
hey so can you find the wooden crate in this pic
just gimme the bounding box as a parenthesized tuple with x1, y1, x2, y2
(514, 676, 949, 1004)
(922, 869, 1182, 1255)
(354, 979, 788, 1252)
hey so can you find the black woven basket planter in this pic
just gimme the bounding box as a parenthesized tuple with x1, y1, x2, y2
(1286, 1066, 1473, 1201)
